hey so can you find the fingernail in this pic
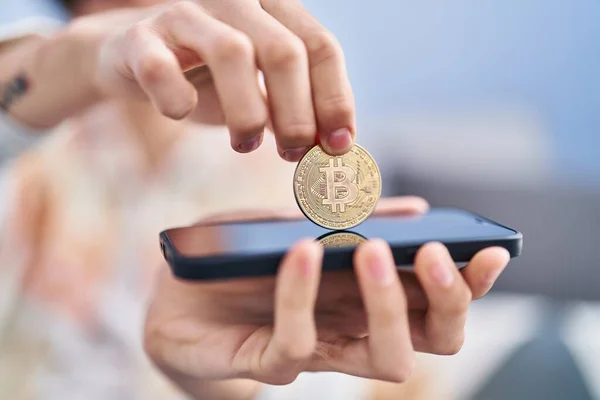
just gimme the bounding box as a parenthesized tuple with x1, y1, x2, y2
(283, 146, 309, 162)
(369, 249, 395, 286)
(428, 246, 454, 288)
(238, 136, 261, 153)
(326, 128, 353, 152)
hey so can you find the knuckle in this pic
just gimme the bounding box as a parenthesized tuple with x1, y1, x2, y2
(278, 122, 315, 148)
(446, 289, 473, 315)
(435, 289, 472, 319)
(375, 360, 414, 383)
(444, 303, 466, 318)
(123, 23, 148, 44)
(161, 99, 195, 120)
(319, 93, 354, 124)
(263, 36, 306, 70)
(462, 287, 474, 305)
(273, 332, 316, 363)
(388, 365, 414, 383)
(155, 1, 199, 29)
(279, 342, 315, 362)
(167, 0, 198, 17)
(435, 334, 465, 356)
(231, 114, 267, 139)
(137, 52, 170, 84)
(213, 32, 254, 63)
(278, 343, 313, 362)
(306, 30, 343, 67)
(264, 372, 300, 386)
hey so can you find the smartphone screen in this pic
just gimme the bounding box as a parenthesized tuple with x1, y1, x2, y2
(165, 208, 518, 258)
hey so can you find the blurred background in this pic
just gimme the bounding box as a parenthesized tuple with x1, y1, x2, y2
(0, 0, 598, 399)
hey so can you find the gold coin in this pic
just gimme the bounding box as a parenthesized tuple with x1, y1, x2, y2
(293, 144, 382, 230)
(317, 231, 367, 248)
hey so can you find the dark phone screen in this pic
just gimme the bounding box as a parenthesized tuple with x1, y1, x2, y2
(166, 208, 517, 258)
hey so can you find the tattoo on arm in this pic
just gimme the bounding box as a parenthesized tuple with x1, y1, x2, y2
(0, 75, 29, 112)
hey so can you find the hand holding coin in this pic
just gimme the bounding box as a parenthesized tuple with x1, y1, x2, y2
(294, 144, 382, 230)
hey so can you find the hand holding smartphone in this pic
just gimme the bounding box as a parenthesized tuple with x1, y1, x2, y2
(147, 196, 519, 391)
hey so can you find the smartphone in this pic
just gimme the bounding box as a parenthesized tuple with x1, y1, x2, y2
(160, 208, 522, 281)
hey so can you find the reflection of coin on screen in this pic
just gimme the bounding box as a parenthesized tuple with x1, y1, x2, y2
(316, 231, 368, 248)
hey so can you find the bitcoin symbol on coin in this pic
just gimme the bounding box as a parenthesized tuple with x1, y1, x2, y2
(320, 158, 359, 213)
(293, 144, 382, 230)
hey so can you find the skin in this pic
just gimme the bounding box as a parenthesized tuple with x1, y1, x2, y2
(0, 2, 512, 398)
(145, 197, 510, 398)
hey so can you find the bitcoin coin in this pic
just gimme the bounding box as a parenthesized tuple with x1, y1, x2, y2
(317, 231, 367, 248)
(293, 144, 382, 230)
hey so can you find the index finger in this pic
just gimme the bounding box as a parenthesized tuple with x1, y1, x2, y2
(260, 0, 355, 155)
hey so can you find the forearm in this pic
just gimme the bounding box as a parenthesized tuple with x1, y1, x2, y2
(0, 22, 105, 130)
